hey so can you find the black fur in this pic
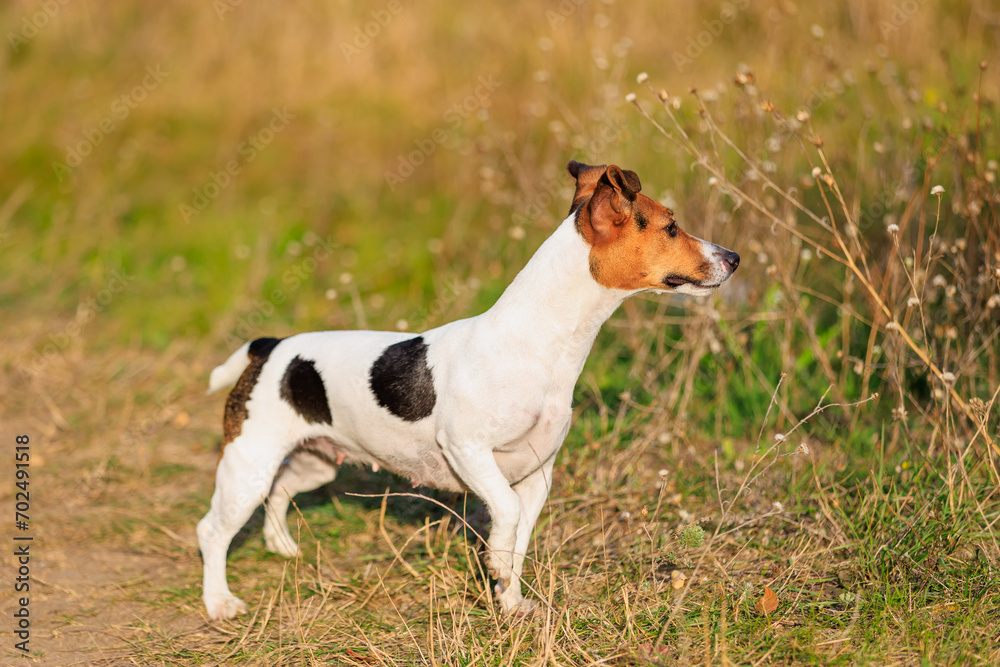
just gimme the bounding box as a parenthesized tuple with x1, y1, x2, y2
(634, 210, 648, 230)
(369, 336, 436, 422)
(249, 337, 282, 359)
(280, 356, 333, 425)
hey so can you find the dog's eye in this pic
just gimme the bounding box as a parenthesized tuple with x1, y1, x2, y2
(665, 223, 678, 238)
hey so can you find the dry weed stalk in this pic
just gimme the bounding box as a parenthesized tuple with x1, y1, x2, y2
(629, 73, 998, 458)
(627, 68, 999, 646)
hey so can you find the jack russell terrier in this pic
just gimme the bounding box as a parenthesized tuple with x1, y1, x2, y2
(198, 160, 740, 620)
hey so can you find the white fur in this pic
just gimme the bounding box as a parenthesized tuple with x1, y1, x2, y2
(672, 237, 739, 296)
(206, 341, 250, 394)
(198, 212, 736, 620)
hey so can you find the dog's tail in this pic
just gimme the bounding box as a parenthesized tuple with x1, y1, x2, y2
(207, 342, 252, 395)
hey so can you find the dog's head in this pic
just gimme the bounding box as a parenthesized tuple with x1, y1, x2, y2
(567, 160, 739, 296)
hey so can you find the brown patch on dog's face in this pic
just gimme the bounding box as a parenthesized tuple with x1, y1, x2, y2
(567, 161, 714, 291)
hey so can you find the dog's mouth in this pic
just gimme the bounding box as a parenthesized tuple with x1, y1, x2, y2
(661, 274, 726, 293)
(662, 274, 697, 288)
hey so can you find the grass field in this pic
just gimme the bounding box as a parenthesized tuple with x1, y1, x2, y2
(1, 0, 999, 664)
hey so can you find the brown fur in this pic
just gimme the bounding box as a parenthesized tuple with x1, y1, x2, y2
(222, 347, 273, 450)
(567, 161, 713, 291)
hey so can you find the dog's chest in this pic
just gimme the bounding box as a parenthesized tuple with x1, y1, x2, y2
(492, 397, 571, 482)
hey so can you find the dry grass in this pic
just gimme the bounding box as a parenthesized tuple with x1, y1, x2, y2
(1, 0, 999, 664)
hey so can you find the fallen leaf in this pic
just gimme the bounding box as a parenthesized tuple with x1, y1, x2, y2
(755, 585, 778, 615)
(345, 648, 378, 664)
(637, 643, 670, 657)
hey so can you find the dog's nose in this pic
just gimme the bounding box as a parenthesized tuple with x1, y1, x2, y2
(724, 251, 740, 271)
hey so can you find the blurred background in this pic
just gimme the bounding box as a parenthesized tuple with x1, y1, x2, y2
(4, 0, 996, 439)
(1, 0, 998, 662)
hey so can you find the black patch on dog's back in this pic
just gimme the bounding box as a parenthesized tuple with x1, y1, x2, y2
(280, 356, 333, 425)
(369, 336, 436, 422)
(223, 337, 282, 446)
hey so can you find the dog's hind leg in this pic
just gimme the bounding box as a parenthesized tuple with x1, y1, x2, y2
(263, 449, 338, 558)
(198, 431, 289, 621)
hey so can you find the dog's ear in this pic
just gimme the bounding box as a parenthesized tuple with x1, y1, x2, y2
(566, 160, 608, 214)
(608, 165, 642, 198)
(567, 160, 589, 179)
(577, 164, 643, 245)
(601, 165, 641, 214)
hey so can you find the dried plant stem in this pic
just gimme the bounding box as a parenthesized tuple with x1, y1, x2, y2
(630, 89, 997, 454)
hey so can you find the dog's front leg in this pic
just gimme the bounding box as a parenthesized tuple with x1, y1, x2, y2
(437, 429, 521, 602)
(494, 456, 556, 614)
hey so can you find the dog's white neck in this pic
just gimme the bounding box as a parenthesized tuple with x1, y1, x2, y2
(482, 215, 631, 369)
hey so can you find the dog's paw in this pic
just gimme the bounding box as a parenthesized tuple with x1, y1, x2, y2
(263, 532, 301, 559)
(483, 551, 500, 579)
(498, 591, 539, 617)
(204, 593, 249, 621)
(484, 551, 512, 582)
(496, 576, 541, 616)
(508, 598, 539, 616)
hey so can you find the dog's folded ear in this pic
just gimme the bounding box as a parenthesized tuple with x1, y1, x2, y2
(574, 163, 644, 245)
(592, 165, 642, 218)
(604, 165, 642, 200)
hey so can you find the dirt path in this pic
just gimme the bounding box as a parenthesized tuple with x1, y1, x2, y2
(2, 346, 225, 665)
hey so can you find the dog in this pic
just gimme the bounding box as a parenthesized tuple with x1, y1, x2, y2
(198, 160, 740, 620)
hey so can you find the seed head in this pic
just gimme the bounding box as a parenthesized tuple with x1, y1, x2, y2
(636, 72, 649, 84)
(678, 524, 705, 549)
(969, 398, 988, 423)
(931, 185, 945, 196)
